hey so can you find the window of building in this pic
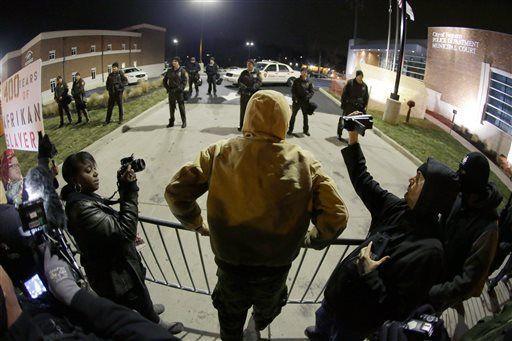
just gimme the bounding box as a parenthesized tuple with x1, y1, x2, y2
(71, 47, 77, 56)
(133, 60, 137, 67)
(91, 68, 96, 80)
(121, 62, 126, 68)
(122, 43, 126, 50)
(133, 43, 137, 50)
(107, 43, 112, 51)
(72, 72, 78, 82)
(50, 78, 57, 93)
(107, 65, 112, 74)
(483, 70, 512, 135)
(49, 50, 56, 60)
(90, 45, 96, 52)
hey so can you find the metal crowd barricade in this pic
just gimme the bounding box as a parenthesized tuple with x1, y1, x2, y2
(135, 214, 512, 336)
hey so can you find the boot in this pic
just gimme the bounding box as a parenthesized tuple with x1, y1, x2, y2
(158, 319, 184, 335)
(153, 304, 165, 315)
(58, 122, 64, 128)
(181, 121, 187, 128)
(304, 131, 310, 136)
(167, 120, 174, 128)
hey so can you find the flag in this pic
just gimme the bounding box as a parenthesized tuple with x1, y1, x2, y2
(397, 0, 415, 21)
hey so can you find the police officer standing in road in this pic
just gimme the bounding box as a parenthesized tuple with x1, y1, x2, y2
(105, 62, 128, 125)
(163, 57, 189, 128)
(186, 56, 201, 97)
(205, 57, 219, 96)
(237, 59, 262, 131)
(71, 72, 90, 124)
(288, 67, 314, 137)
(337, 70, 369, 140)
(54, 75, 72, 128)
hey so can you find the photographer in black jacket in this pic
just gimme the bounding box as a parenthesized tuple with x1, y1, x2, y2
(287, 67, 315, 137)
(163, 57, 188, 128)
(237, 59, 262, 131)
(186, 56, 201, 96)
(306, 116, 459, 340)
(60, 152, 183, 334)
(105, 62, 128, 125)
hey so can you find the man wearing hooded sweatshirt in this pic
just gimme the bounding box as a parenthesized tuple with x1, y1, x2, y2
(305, 123, 459, 340)
(429, 152, 501, 311)
(165, 90, 349, 340)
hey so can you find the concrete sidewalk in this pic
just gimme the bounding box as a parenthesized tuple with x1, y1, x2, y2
(74, 100, 418, 339)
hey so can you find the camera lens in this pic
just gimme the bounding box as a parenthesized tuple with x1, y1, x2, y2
(131, 159, 146, 172)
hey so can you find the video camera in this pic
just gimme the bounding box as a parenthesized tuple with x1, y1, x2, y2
(342, 114, 374, 136)
(10, 199, 85, 301)
(402, 314, 441, 339)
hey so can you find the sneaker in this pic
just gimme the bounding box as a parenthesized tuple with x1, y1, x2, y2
(158, 320, 184, 335)
(153, 304, 165, 315)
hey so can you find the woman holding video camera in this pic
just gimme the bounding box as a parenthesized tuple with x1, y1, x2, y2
(60, 152, 183, 334)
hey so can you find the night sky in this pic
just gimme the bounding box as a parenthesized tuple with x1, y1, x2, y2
(1, 0, 511, 71)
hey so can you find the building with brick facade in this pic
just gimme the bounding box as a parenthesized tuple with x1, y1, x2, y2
(424, 27, 512, 158)
(0, 23, 166, 104)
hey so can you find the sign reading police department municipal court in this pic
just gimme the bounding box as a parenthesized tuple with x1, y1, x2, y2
(1, 59, 43, 152)
(431, 31, 480, 54)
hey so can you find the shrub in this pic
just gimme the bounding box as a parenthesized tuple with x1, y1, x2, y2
(42, 102, 59, 118)
(149, 79, 163, 90)
(139, 81, 150, 94)
(87, 92, 106, 109)
(127, 86, 143, 99)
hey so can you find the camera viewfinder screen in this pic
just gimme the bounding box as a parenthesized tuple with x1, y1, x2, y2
(24, 274, 47, 299)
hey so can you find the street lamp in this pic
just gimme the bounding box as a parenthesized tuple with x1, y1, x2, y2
(245, 41, 255, 59)
(191, 0, 218, 63)
(172, 38, 179, 57)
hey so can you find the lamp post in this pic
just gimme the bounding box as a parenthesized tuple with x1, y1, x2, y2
(172, 38, 179, 57)
(245, 41, 254, 59)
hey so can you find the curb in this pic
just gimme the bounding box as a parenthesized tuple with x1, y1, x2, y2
(319, 87, 422, 166)
(84, 98, 168, 154)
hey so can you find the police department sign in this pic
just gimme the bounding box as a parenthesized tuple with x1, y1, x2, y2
(432, 31, 480, 55)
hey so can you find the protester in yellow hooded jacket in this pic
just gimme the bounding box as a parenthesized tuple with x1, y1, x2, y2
(165, 89, 348, 339)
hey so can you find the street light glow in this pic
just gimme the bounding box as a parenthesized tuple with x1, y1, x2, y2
(173, 38, 179, 44)
(190, 0, 217, 3)
(245, 41, 254, 46)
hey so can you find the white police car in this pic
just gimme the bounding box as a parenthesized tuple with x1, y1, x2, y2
(223, 60, 301, 87)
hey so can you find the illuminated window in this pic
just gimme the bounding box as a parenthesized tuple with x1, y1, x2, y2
(107, 65, 112, 74)
(90, 45, 96, 52)
(49, 50, 56, 60)
(483, 70, 512, 135)
(121, 62, 126, 68)
(133, 43, 137, 50)
(71, 47, 77, 56)
(122, 43, 126, 50)
(50, 78, 57, 93)
(91, 68, 96, 79)
(107, 43, 112, 51)
(133, 60, 137, 67)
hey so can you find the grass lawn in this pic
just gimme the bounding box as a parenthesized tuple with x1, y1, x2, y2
(369, 109, 510, 205)
(1, 88, 167, 173)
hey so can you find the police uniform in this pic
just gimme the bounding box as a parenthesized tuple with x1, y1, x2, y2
(288, 77, 314, 135)
(105, 71, 128, 124)
(163, 66, 189, 128)
(237, 68, 262, 130)
(54, 82, 72, 127)
(186, 61, 201, 95)
(71, 78, 89, 123)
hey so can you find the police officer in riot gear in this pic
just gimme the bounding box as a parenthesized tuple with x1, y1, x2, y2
(338, 70, 369, 140)
(186, 56, 201, 96)
(237, 59, 262, 131)
(163, 57, 188, 128)
(54, 76, 72, 128)
(105, 62, 128, 125)
(205, 57, 219, 96)
(71, 73, 90, 124)
(288, 67, 314, 136)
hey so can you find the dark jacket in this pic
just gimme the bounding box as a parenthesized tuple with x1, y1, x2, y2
(163, 67, 188, 93)
(64, 183, 144, 299)
(186, 62, 201, 80)
(341, 78, 369, 115)
(291, 77, 314, 103)
(429, 184, 501, 310)
(205, 63, 219, 82)
(323, 143, 459, 335)
(54, 83, 69, 102)
(237, 68, 262, 96)
(5, 289, 177, 340)
(72, 78, 86, 99)
(106, 71, 128, 94)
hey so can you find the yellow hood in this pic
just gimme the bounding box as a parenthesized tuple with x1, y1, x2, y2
(242, 90, 291, 140)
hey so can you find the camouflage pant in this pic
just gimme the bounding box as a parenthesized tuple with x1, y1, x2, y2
(212, 266, 289, 340)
